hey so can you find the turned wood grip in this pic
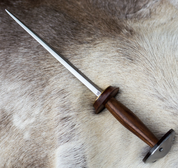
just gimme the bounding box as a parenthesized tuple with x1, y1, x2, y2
(93, 86, 158, 147)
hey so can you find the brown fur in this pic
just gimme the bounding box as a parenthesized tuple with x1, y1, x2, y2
(0, 0, 178, 167)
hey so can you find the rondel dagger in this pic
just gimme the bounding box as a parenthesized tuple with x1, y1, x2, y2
(5, 9, 175, 163)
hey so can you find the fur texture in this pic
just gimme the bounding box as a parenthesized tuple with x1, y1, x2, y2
(0, 0, 178, 167)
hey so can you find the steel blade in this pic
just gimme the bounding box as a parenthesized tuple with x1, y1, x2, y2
(5, 9, 102, 97)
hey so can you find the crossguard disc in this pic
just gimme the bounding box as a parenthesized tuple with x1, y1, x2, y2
(143, 129, 175, 163)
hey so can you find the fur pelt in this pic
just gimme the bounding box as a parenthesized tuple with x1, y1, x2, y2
(0, 0, 178, 167)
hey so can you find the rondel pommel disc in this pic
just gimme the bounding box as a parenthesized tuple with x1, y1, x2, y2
(143, 129, 175, 163)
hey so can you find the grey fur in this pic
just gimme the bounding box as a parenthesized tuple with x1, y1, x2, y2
(0, 0, 178, 167)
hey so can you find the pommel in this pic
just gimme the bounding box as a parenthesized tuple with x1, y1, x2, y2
(143, 129, 175, 163)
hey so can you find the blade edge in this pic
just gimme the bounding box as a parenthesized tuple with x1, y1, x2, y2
(5, 9, 102, 97)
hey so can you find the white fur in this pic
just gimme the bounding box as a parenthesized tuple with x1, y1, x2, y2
(0, 0, 178, 167)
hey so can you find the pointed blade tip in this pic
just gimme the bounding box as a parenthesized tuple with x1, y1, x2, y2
(5, 9, 11, 16)
(4, 9, 102, 97)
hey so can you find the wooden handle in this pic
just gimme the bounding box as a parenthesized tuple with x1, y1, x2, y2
(93, 86, 158, 147)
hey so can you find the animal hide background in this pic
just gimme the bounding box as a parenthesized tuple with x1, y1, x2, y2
(0, 0, 178, 167)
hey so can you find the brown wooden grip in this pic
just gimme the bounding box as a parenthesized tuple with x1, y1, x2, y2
(93, 86, 158, 147)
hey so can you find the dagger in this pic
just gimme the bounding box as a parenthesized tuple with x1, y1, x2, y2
(5, 9, 175, 163)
